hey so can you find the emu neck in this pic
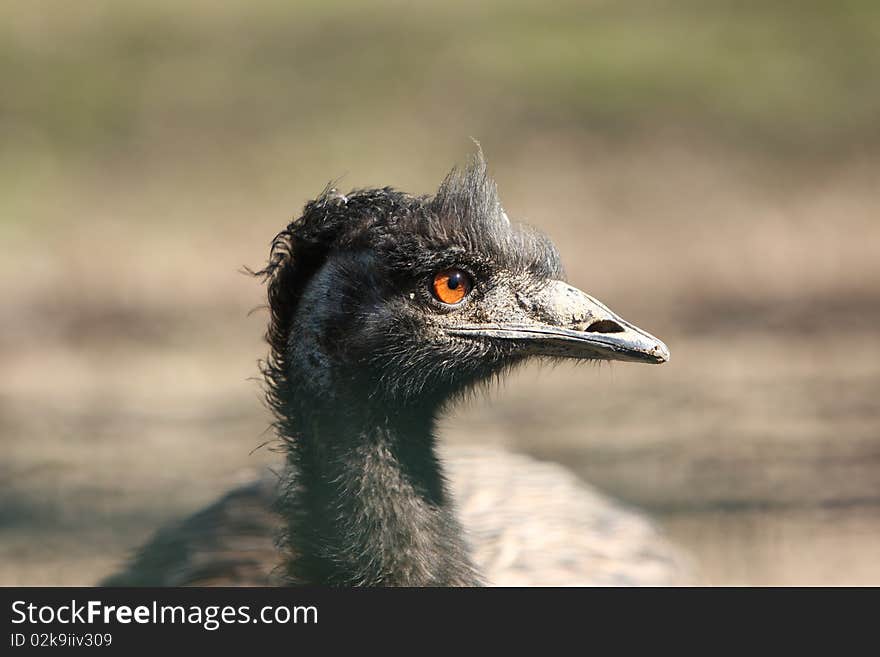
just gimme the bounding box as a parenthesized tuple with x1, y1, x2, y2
(282, 409, 481, 586)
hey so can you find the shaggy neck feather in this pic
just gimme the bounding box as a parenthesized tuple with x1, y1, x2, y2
(280, 407, 481, 586)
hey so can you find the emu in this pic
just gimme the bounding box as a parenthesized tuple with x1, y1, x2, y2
(103, 154, 685, 586)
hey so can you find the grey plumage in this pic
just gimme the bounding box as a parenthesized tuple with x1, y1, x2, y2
(103, 152, 684, 587)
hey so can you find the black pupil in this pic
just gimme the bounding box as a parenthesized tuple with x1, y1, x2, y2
(447, 271, 462, 290)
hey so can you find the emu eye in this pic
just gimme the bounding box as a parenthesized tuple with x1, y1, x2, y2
(431, 269, 472, 305)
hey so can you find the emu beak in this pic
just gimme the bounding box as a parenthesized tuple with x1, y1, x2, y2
(449, 280, 670, 364)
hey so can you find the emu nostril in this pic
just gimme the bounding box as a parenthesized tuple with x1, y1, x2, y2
(585, 319, 625, 334)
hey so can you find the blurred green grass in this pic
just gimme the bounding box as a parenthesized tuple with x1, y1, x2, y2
(2, 0, 878, 175)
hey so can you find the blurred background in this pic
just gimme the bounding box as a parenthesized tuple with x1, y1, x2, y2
(2, 0, 879, 585)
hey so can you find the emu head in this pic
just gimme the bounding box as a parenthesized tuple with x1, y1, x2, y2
(259, 154, 669, 417)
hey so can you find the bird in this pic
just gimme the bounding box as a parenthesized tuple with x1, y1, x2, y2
(102, 152, 686, 586)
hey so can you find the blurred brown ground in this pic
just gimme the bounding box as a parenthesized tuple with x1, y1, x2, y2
(2, 0, 879, 585)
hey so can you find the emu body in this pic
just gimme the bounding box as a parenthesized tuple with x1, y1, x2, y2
(104, 154, 681, 587)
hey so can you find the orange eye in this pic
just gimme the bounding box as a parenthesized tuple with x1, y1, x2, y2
(432, 269, 472, 305)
